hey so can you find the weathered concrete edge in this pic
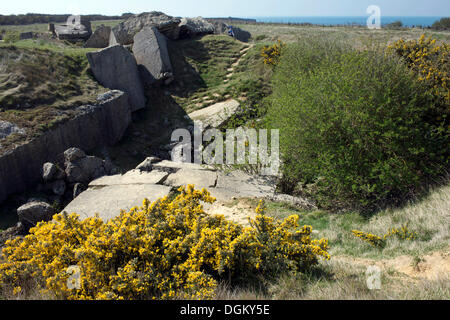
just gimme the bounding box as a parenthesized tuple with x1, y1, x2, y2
(0, 90, 132, 204)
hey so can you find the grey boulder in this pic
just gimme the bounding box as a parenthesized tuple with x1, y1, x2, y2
(136, 156, 162, 172)
(132, 27, 173, 85)
(210, 21, 229, 34)
(17, 201, 56, 231)
(0, 121, 25, 140)
(111, 11, 181, 45)
(64, 147, 86, 163)
(51, 180, 66, 196)
(232, 27, 252, 42)
(179, 17, 214, 38)
(65, 156, 107, 184)
(85, 25, 112, 48)
(42, 162, 65, 182)
(87, 45, 146, 111)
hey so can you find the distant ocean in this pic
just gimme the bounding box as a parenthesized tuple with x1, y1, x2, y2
(250, 16, 444, 27)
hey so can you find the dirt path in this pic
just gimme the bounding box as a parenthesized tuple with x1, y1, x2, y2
(333, 247, 450, 281)
(224, 44, 254, 83)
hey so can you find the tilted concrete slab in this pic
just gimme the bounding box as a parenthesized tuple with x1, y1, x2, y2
(188, 99, 240, 129)
(63, 184, 172, 221)
(152, 160, 216, 172)
(89, 170, 169, 186)
(213, 171, 276, 200)
(164, 169, 218, 189)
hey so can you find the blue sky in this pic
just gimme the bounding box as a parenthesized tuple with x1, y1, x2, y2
(1, 0, 449, 17)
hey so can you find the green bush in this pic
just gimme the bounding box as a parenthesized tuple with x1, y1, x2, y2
(386, 21, 403, 29)
(431, 17, 450, 30)
(3, 32, 19, 43)
(266, 38, 449, 212)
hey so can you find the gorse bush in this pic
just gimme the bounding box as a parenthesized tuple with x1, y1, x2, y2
(352, 225, 417, 248)
(0, 185, 329, 300)
(388, 35, 449, 110)
(261, 40, 285, 66)
(267, 37, 449, 212)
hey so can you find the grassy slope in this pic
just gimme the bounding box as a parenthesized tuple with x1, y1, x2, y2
(99, 34, 270, 171)
(215, 184, 450, 300)
(0, 41, 106, 153)
(236, 23, 450, 44)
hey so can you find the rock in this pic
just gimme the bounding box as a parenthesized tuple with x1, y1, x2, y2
(211, 171, 277, 202)
(89, 170, 169, 187)
(65, 162, 87, 184)
(0, 120, 25, 140)
(132, 27, 173, 85)
(64, 148, 86, 163)
(19, 32, 34, 40)
(232, 27, 252, 42)
(84, 25, 111, 48)
(55, 16, 92, 41)
(111, 12, 181, 45)
(179, 17, 214, 38)
(65, 155, 106, 184)
(0, 223, 25, 248)
(73, 183, 86, 198)
(152, 160, 216, 173)
(17, 201, 56, 231)
(210, 21, 229, 34)
(268, 194, 317, 210)
(136, 157, 162, 172)
(51, 180, 66, 196)
(42, 162, 58, 182)
(63, 184, 171, 221)
(0, 91, 131, 205)
(103, 159, 116, 175)
(87, 45, 146, 112)
(164, 169, 218, 189)
(188, 99, 241, 129)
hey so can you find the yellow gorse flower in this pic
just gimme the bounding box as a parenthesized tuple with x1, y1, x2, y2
(0, 185, 329, 300)
(261, 40, 285, 66)
(388, 35, 450, 109)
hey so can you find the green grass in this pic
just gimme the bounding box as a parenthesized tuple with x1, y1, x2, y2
(214, 182, 450, 300)
(0, 43, 106, 153)
(237, 23, 450, 45)
(167, 35, 248, 112)
(263, 183, 450, 260)
(0, 19, 123, 34)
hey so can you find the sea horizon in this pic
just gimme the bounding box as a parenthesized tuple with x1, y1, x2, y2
(245, 16, 445, 27)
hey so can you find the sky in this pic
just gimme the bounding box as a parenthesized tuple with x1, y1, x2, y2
(0, 0, 449, 17)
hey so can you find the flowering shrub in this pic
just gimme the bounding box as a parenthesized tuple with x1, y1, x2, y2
(0, 185, 329, 300)
(388, 35, 449, 107)
(261, 40, 285, 66)
(352, 225, 417, 248)
(352, 230, 385, 248)
(383, 225, 417, 241)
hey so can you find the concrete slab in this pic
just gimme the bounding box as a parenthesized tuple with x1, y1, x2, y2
(89, 170, 168, 186)
(188, 99, 240, 129)
(63, 184, 171, 221)
(164, 169, 218, 189)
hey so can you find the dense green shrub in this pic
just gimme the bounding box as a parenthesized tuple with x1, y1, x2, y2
(431, 17, 450, 30)
(266, 38, 449, 212)
(3, 32, 19, 43)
